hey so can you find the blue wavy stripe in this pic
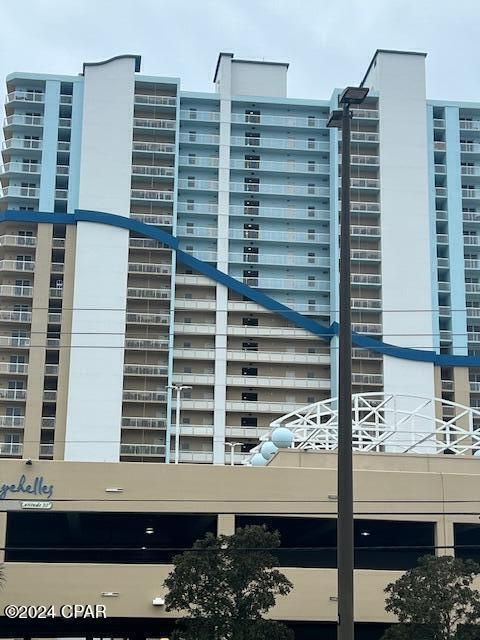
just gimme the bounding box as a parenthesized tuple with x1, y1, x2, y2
(1, 208, 479, 367)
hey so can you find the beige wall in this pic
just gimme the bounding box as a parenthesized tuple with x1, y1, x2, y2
(1, 452, 480, 623)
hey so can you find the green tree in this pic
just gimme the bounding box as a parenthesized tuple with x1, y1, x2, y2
(164, 525, 294, 640)
(382, 555, 480, 640)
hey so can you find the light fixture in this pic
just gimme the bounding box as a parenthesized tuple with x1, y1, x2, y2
(101, 592, 119, 597)
(360, 530, 371, 537)
(326, 109, 343, 129)
(145, 527, 154, 535)
(141, 546, 147, 550)
(105, 487, 124, 493)
(152, 597, 165, 606)
(339, 86, 369, 105)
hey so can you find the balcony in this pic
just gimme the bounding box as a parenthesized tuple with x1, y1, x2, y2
(441, 379, 454, 392)
(226, 325, 316, 339)
(0, 388, 26, 401)
(230, 158, 329, 174)
(350, 154, 379, 165)
(352, 373, 383, 385)
(177, 226, 217, 238)
(129, 238, 168, 250)
(230, 182, 329, 197)
(59, 118, 72, 128)
(130, 189, 173, 201)
(437, 282, 451, 292)
(121, 417, 166, 429)
(233, 228, 331, 245)
(463, 189, 480, 200)
(460, 120, 480, 131)
(6, 90, 44, 103)
(230, 136, 329, 152)
(179, 450, 214, 463)
(120, 443, 166, 456)
(468, 333, 480, 343)
(131, 165, 175, 178)
(127, 287, 170, 300)
(464, 236, 480, 245)
(0, 310, 31, 323)
(178, 179, 219, 191)
(352, 323, 383, 334)
(124, 364, 168, 376)
(178, 156, 219, 168)
(4, 114, 43, 128)
(470, 381, 480, 392)
(434, 142, 446, 151)
(0, 186, 39, 199)
(461, 166, 480, 177)
(351, 249, 381, 261)
(461, 143, 480, 154)
(130, 213, 173, 226)
(123, 390, 167, 403)
(434, 164, 446, 174)
(0, 260, 35, 272)
(185, 249, 217, 262)
(126, 312, 170, 325)
(128, 262, 171, 275)
(0, 442, 22, 456)
(49, 287, 63, 298)
(134, 94, 176, 107)
(224, 400, 302, 414)
(133, 117, 176, 130)
(241, 276, 329, 291)
(43, 390, 56, 402)
(45, 364, 59, 376)
(179, 133, 220, 145)
(229, 252, 329, 267)
(225, 349, 330, 365)
(351, 298, 382, 309)
(0, 363, 28, 375)
(175, 299, 216, 311)
(132, 141, 175, 154)
(177, 202, 218, 215)
(2, 138, 42, 152)
(125, 338, 169, 350)
(350, 201, 380, 213)
(0, 336, 30, 348)
(0, 415, 24, 428)
(0, 285, 33, 298)
(351, 109, 379, 119)
(225, 375, 330, 389)
(180, 110, 219, 122)
(57, 141, 70, 152)
(436, 187, 447, 200)
(1, 162, 41, 176)
(433, 119, 446, 128)
(41, 417, 56, 428)
(231, 112, 327, 129)
(351, 274, 381, 286)
(350, 132, 379, 143)
(228, 204, 330, 221)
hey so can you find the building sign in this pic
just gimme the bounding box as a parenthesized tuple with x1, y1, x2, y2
(0, 475, 54, 500)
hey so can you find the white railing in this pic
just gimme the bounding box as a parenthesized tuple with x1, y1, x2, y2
(229, 182, 330, 197)
(461, 166, 480, 176)
(122, 417, 166, 429)
(129, 238, 168, 250)
(350, 225, 381, 236)
(228, 204, 329, 220)
(0, 363, 28, 374)
(350, 131, 379, 142)
(130, 189, 174, 201)
(231, 112, 327, 128)
(460, 120, 480, 130)
(178, 156, 219, 167)
(351, 274, 381, 285)
(0, 443, 23, 456)
(463, 189, 480, 199)
(125, 338, 169, 350)
(179, 133, 220, 145)
(6, 90, 44, 103)
(350, 201, 380, 212)
(0, 260, 35, 272)
(1, 186, 39, 198)
(127, 287, 170, 299)
(180, 109, 220, 122)
(0, 388, 26, 400)
(0, 415, 24, 427)
(177, 202, 218, 215)
(178, 179, 219, 190)
(123, 390, 167, 402)
(229, 228, 329, 243)
(0, 336, 30, 347)
(134, 94, 176, 106)
(230, 158, 329, 174)
(0, 310, 31, 322)
(130, 213, 173, 225)
(4, 114, 43, 127)
(132, 141, 175, 154)
(230, 136, 329, 151)
(128, 262, 171, 275)
(461, 143, 480, 153)
(177, 226, 217, 237)
(1, 162, 40, 174)
(124, 364, 168, 376)
(131, 165, 174, 178)
(126, 312, 169, 325)
(229, 253, 328, 267)
(134, 117, 175, 130)
(2, 138, 42, 151)
(0, 285, 33, 297)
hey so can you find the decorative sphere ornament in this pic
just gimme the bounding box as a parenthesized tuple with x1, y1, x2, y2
(271, 427, 294, 449)
(250, 453, 269, 466)
(260, 441, 278, 460)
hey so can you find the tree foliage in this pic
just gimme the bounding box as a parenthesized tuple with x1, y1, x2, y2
(164, 525, 294, 640)
(382, 555, 480, 640)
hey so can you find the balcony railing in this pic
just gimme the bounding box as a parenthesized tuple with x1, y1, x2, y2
(0, 260, 35, 272)
(0, 388, 26, 400)
(127, 287, 170, 300)
(130, 213, 173, 226)
(0, 186, 39, 198)
(133, 117, 176, 130)
(352, 373, 383, 385)
(120, 443, 166, 456)
(130, 189, 174, 201)
(134, 94, 176, 107)
(229, 252, 329, 267)
(230, 136, 329, 151)
(228, 204, 329, 220)
(229, 228, 329, 243)
(0, 285, 33, 297)
(123, 390, 167, 402)
(463, 189, 480, 199)
(132, 141, 175, 154)
(2, 138, 42, 151)
(178, 156, 219, 168)
(351, 274, 381, 285)
(461, 166, 480, 176)
(0, 443, 23, 456)
(179, 133, 220, 145)
(4, 114, 43, 127)
(0, 363, 28, 374)
(131, 165, 175, 178)
(125, 338, 169, 350)
(231, 112, 327, 128)
(0, 162, 41, 175)
(121, 417, 166, 429)
(230, 159, 329, 174)
(178, 179, 219, 191)
(180, 110, 220, 122)
(0, 310, 31, 322)
(230, 182, 330, 197)
(461, 143, 480, 153)
(350, 201, 380, 212)
(0, 415, 24, 427)
(126, 312, 170, 325)
(460, 120, 480, 131)
(0, 336, 30, 348)
(124, 364, 168, 376)
(129, 238, 168, 250)
(6, 90, 44, 103)
(128, 262, 171, 275)
(177, 202, 218, 215)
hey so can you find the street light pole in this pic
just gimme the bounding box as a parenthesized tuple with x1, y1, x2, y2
(167, 384, 192, 464)
(327, 85, 369, 640)
(226, 441, 243, 466)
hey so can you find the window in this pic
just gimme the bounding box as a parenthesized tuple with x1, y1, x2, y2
(308, 161, 316, 172)
(308, 229, 316, 240)
(183, 366, 192, 373)
(187, 176, 196, 188)
(188, 131, 196, 142)
(244, 200, 259, 215)
(242, 317, 258, 327)
(186, 222, 194, 234)
(245, 109, 260, 124)
(186, 199, 194, 211)
(245, 132, 260, 146)
(308, 183, 316, 195)
(188, 153, 196, 165)
(243, 223, 259, 239)
(308, 252, 316, 264)
(242, 367, 258, 376)
(308, 138, 316, 150)
(241, 417, 257, 427)
(183, 342, 191, 348)
(245, 154, 260, 169)
(243, 270, 258, 286)
(242, 392, 258, 401)
(242, 341, 258, 351)
(188, 108, 197, 120)
(244, 177, 259, 192)
(307, 205, 316, 217)
(307, 115, 316, 127)
(308, 275, 316, 287)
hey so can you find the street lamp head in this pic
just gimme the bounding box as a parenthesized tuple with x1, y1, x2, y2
(339, 85, 369, 105)
(326, 109, 343, 129)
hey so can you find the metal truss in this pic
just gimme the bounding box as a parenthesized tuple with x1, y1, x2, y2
(263, 393, 480, 456)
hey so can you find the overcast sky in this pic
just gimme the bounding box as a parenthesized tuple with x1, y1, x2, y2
(0, 0, 479, 102)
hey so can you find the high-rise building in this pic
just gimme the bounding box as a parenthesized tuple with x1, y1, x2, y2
(0, 49, 478, 465)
